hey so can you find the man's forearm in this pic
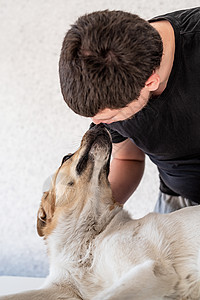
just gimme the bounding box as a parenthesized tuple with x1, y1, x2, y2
(108, 157, 145, 204)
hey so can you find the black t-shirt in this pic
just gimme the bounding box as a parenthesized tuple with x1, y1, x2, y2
(102, 8, 200, 203)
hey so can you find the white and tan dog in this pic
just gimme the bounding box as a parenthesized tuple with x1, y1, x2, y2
(2, 125, 200, 300)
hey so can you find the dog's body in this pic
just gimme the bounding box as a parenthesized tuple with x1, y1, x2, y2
(2, 126, 200, 300)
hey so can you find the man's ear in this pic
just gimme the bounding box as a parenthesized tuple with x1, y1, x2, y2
(145, 72, 160, 92)
(37, 191, 55, 237)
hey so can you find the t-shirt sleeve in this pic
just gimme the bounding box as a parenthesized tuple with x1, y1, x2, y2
(89, 123, 128, 144)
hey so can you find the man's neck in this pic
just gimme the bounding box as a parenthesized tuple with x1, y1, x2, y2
(151, 20, 175, 96)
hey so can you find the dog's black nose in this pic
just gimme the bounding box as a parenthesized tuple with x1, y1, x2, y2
(89, 122, 105, 130)
(89, 122, 96, 129)
(97, 123, 105, 128)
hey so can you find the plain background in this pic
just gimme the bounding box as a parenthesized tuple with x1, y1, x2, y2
(0, 0, 199, 279)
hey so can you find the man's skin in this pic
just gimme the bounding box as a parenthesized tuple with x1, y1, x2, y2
(92, 20, 175, 204)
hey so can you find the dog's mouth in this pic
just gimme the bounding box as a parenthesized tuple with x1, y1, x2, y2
(76, 124, 112, 176)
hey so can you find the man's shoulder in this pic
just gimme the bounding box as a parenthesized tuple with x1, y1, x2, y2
(150, 7, 200, 32)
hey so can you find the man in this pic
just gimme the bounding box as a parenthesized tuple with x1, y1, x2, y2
(59, 8, 200, 213)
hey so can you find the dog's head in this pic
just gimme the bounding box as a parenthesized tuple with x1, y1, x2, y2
(37, 125, 113, 237)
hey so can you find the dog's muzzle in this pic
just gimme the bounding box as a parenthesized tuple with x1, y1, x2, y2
(76, 124, 112, 176)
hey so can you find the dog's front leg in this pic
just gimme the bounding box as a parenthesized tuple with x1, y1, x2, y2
(93, 260, 177, 300)
(0, 285, 83, 300)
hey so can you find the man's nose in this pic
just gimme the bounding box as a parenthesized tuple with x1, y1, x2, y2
(91, 118, 101, 125)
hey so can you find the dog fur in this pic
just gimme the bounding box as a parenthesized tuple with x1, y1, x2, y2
(1, 125, 200, 299)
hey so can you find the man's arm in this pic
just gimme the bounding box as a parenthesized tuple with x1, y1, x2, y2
(109, 139, 145, 204)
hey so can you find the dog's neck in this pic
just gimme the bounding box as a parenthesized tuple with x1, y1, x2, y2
(45, 194, 123, 287)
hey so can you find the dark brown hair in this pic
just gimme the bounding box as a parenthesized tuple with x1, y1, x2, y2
(59, 10, 163, 117)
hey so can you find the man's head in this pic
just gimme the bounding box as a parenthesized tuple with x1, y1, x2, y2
(59, 10, 163, 121)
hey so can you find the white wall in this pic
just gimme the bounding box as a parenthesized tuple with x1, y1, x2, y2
(0, 0, 199, 277)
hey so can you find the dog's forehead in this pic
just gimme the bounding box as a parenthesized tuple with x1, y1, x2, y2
(54, 150, 80, 191)
(56, 159, 76, 184)
(60, 144, 89, 170)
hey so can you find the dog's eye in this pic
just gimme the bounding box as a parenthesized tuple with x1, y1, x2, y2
(61, 153, 73, 165)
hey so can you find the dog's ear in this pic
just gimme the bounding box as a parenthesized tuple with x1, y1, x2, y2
(37, 191, 55, 237)
(37, 204, 47, 237)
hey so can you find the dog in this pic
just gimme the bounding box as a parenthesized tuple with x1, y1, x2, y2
(1, 124, 200, 300)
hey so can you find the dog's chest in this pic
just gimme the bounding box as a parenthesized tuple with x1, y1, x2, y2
(91, 230, 147, 285)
